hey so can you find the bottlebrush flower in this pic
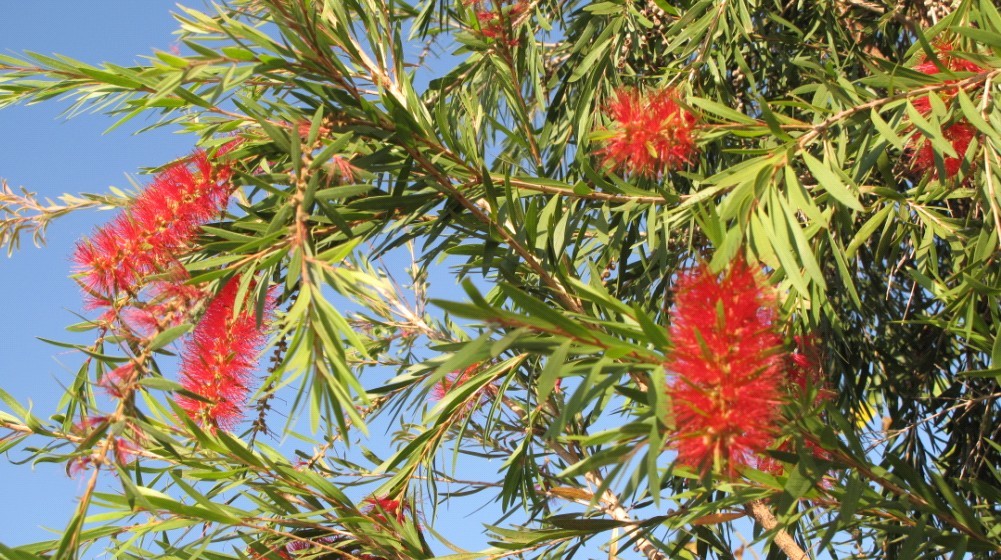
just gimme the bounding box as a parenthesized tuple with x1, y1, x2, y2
(123, 274, 208, 336)
(73, 146, 238, 298)
(431, 362, 499, 416)
(469, 0, 527, 46)
(327, 155, 358, 184)
(596, 87, 698, 178)
(664, 259, 785, 477)
(176, 276, 274, 431)
(431, 363, 481, 401)
(363, 496, 408, 524)
(67, 416, 144, 476)
(912, 45, 985, 75)
(99, 364, 135, 399)
(905, 46, 986, 180)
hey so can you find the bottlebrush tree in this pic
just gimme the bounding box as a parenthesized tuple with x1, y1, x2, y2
(2, 0, 1001, 559)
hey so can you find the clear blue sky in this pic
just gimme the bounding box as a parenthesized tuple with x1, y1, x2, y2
(0, 1, 192, 546)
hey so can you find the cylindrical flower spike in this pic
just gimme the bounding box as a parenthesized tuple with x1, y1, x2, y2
(177, 276, 274, 431)
(664, 259, 785, 477)
(905, 45, 986, 180)
(73, 146, 237, 298)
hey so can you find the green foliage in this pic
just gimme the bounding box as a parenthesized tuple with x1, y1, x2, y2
(2, 0, 1001, 559)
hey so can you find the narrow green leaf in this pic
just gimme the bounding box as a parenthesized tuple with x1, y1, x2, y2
(802, 152, 863, 211)
(537, 340, 570, 404)
(148, 323, 192, 350)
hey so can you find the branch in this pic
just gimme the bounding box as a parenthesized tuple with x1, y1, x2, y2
(795, 69, 1001, 151)
(546, 441, 668, 560)
(744, 500, 810, 560)
(0, 181, 116, 256)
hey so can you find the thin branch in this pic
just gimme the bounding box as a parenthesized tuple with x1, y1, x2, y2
(546, 440, 668, 560)
(744, 500, 810, 560)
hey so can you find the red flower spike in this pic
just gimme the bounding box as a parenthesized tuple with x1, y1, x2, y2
(99, 364, 135, 399)
(431, 363, 481, 401)
(67, 417, 144, 476)
(597, 87, 698, 178)
(906, 119, 977, 179)
(431, 363, 499, 416)
(328, 155, 357, 183)
(113, 437, 141, 467)
(176, 276, 274, 431)
(124, 275, 207, 336)
(905, 46, 987, 180)
(68, 456, 94, 477)
(71, 415, 109, 434)
(363, 496, 408, 524)
(470, 0, 525, 46)
(73, 147, 237, 299)
(913, 44, 985, 75)
(664, 259, 785, 477)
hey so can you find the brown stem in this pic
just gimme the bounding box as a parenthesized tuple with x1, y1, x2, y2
(546, 440, 667, 560)
(745, 499, 810, 560)
(795, 69, 1001, 151)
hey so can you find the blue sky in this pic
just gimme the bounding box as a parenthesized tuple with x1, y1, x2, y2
(0, 1, 191, 547)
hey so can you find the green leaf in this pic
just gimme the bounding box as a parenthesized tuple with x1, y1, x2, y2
(802, 152, 863, 211)
(689, 96, 757, 124)
(148, 323, 192, 350)
(537, 340, 570, 404)
(951, 26, 1001, 49)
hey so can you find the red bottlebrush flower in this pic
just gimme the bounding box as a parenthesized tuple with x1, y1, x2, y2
(73, 147, 236, 298)
(597, 87, 698, 178)
(476, 10, 502, 35)
(67, 416, 144, 476)
(363, 496, 408, 524)
(99, 364, 135, 399)
(905, 46, 986, 180)
(327, 155, 358, 184)
(470, 0, 526, 46)
(664, 259, 785, 477)
(906, 119, 977, 179)
(67, 455, 95, 477)
(431, 363, 481, 401)
(786, 334, 834, 404)
(913, 44, 985, 75)
(431, 362, 499, 415)
(112, 436, 142, 466)
(176, 276, 274, 431)
(73, 216, 155, 297)
(123, 275, 208, 336)
(71, 415, 109, 434)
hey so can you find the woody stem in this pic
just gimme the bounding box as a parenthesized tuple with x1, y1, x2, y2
(744, 500, 809, 560)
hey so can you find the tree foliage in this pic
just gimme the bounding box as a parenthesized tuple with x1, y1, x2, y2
(2, 0, 1001, 558)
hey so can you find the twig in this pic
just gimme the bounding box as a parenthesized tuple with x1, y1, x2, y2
(545, 440, 667, 560)
(744, 500, 809, 560)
